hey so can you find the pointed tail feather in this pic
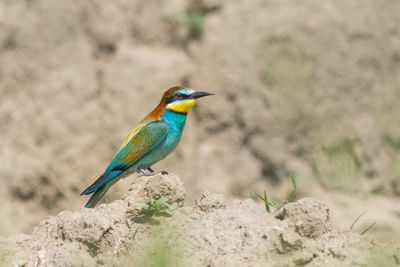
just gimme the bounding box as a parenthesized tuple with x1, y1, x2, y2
(84, 178, 119, 208)
(81, 170, 123, 196)
(81, 174, 105, 196)
(84, 184, 108, 208)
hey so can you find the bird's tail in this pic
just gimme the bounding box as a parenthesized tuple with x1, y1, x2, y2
(84, 179, 119, 208)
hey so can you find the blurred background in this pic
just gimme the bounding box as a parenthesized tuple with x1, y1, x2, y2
(1, 0, 400, 244)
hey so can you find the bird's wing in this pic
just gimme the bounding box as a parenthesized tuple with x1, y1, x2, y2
(81, 120, 168, 195)
(105, 120, 169, 172)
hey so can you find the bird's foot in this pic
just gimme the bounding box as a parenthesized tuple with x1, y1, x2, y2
(147, 167, 155, 173)
(138, 167, 168, 177)
(138, 167, 156, 177)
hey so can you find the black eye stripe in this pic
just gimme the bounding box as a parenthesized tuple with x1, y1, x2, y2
(166, 95, 174, 104)
(166, 93, 189, 104)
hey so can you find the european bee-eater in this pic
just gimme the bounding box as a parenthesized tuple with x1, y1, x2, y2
(81, 86, 214, 208)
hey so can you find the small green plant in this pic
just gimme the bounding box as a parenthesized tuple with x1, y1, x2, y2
(349, 211, 376, 235)
(356, 248, 400, 267)
(258, 191, 282, 213)
(137, 196, 178, 217)
(380, 93, 400, 195)
(109, 227, 185, 267)
(262, 35, 315, 133)
(0, 241, 13, 266)
(257, 175, 297, 213)
(311, 137, 363, 191)
(170, 12, 205, 39)
(393, 255, 400, 265)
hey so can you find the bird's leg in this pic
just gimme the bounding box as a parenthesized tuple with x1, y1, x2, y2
(146, 167, 156, 175)
(138, 166, 168, 176)
(138, 167, 155, 177)
(148, 166, 169, 175)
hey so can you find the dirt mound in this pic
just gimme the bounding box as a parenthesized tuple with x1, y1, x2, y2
(12, 174, 373, 267)
(12, 173, 184, 266)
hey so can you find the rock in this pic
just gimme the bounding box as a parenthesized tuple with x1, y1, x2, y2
(275, 197, 332, 238)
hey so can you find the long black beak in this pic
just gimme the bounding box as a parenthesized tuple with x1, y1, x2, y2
(190, 91, 215, 99)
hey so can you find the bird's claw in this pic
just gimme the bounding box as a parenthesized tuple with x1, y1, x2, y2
(138, 167, 156, 177)
(138, 167, 169, 177)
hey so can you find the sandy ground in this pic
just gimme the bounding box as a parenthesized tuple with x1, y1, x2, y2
(11, 174, 378, 267)
(1, 0, 400, 265)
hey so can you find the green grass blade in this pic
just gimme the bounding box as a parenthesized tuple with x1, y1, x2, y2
(271, 202, 282, 211)
(287, 175, 297, 203)
(393, 255, 400, 265)
(350, 211, 368, 230)
(360, 222, 376, 235)
(264, 191, 271, 213)
(258, 191, 271, 213)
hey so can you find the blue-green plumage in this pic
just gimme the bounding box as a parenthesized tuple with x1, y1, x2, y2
(132, 110, 187, 170)
(81, 86, 213, 208)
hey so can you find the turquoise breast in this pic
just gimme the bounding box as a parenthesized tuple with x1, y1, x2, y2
(132, 109, 187, 170)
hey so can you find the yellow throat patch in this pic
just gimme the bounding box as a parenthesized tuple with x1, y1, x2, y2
(166, 99, 197, 114)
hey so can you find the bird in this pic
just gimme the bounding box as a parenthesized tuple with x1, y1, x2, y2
(81, 86, 214, 208)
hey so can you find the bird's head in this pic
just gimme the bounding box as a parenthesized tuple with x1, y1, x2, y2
(163, 86, 214, 114)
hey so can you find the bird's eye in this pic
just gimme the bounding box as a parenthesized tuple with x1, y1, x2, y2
(175, 93, 183, 99)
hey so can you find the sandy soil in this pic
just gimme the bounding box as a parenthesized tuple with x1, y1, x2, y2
(11, 174, 376, 267)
